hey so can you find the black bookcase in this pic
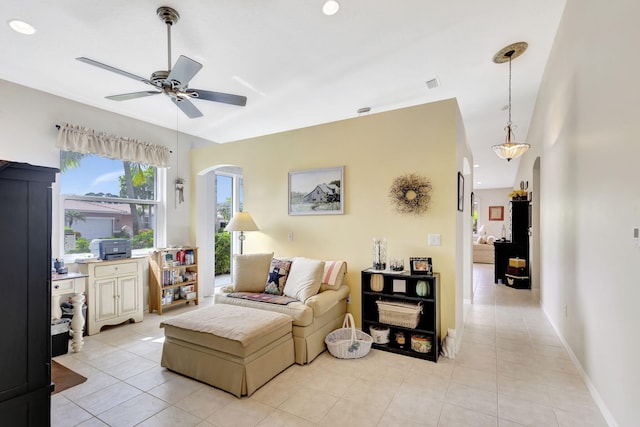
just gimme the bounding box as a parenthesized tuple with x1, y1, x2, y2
(494, 200, 531, 288)
(361, 269, 440, 362)
(0, 162, 58, 427)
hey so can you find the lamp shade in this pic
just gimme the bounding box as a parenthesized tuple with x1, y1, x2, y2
(225, 212, 259, 232)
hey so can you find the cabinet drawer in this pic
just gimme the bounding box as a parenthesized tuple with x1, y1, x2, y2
(52, 279, 75, 294)
(94, 261, 139, 278)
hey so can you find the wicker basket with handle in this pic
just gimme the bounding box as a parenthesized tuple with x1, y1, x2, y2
(325, 313, 373, 359)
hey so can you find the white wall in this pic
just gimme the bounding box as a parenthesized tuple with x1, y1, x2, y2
(515, 1, 640, 425)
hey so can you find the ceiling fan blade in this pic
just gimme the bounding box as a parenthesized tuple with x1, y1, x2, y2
(189, 89, 247, 107)
(167, 55, 202, 87)
(171, 98, 203, 118)
(106, 91, 162, 101)
(76, 57, 152, 84)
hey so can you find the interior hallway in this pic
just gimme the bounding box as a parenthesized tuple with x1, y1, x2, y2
(51, 264, 607, 426)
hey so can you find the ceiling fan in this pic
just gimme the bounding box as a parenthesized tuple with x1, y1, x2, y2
(76, 6, 247, 118)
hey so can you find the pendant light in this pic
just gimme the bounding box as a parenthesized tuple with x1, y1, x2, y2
(491, 42, 530, 162)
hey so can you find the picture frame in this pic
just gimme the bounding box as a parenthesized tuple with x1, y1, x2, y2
(410, 257, 432, 275)
(489, 205, 504, 221)
(457, 172, 464, 212)
(288, 166, 344, 215)
(392, 279, 407, 294)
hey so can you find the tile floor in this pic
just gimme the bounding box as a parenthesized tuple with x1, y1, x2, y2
(52, 264, 608, 426)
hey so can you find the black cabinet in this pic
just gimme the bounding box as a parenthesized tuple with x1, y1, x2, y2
(361, 270, 440, 362)
(0, 162, 57, 427)
(494, 200, 530, 288)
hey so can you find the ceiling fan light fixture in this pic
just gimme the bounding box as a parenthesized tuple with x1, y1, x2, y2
(323, 1, 340, 16)
(492, 42, 530, 162)
(8, 19, 36, 35)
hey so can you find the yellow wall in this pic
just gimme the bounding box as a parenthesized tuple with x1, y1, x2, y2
(191, 99, 460, 336)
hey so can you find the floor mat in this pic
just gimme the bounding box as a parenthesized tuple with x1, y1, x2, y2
(51, 360, 87, 394)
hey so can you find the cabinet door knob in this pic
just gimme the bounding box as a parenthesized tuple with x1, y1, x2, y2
(54, 284, 59, 289)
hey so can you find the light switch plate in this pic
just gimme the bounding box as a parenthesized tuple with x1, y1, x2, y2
(428, 234, 441, 246)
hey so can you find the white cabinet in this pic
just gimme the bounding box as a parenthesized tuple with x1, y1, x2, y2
(78, 258, 144, 335)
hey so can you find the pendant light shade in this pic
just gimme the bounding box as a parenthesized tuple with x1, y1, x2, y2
(491, 42, 530, 162)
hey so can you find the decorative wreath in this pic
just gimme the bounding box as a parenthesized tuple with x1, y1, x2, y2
(389, 173, 433, 215)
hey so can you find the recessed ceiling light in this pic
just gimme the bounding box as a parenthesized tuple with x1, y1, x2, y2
(322, 1, 340, 16)
(8, 19, 36, 35)
(473, 164, 479, 168)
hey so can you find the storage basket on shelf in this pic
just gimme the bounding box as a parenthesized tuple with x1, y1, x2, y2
(325, 313, 373, 359)
(376, 300, 423, 329)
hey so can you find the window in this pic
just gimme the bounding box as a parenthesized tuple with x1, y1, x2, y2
(59, 151, 161, 257)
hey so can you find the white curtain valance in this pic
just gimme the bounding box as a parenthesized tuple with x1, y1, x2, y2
(56, 123, 170, 168)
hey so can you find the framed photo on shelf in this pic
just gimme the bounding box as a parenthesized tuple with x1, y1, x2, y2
(288, 166, 344, 215)
(410, 257, 432, 275)
(392, 279, 407, 294)
(489, 205, 504, 221)
(457, 172, 464, 212)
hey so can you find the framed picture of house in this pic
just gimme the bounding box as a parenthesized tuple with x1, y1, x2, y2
(288, 166, 344, 215)
(489, 205, 504, 221)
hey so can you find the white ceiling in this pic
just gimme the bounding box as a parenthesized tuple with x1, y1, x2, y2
(2, 0, 566, 189)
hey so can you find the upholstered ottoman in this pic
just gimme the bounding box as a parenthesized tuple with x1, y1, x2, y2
(160, 304, 294, 397)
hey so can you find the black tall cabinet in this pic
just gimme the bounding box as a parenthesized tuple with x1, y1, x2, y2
(494, 200, 530, 288)
(0, 162, 58, 426)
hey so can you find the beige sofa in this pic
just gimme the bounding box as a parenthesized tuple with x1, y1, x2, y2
(473, 234, 495, 264)
(214, 254, 349, 365)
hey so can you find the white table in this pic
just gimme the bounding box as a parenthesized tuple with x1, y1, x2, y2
(52, 272, 87, 352)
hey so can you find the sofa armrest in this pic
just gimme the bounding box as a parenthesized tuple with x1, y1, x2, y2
(305, 285, 350, 317)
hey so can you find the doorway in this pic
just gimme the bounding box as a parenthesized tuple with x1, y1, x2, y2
(196, 165, 243, 296)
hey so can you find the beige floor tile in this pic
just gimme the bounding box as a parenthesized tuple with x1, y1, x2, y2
(175, 384, 237, 420)
(256, 409, 316, 426)
(123, 365, 179, 391)
(277, 386, 339, 424)
(320, 397, 387, 426)
(137, 405, 203, 427)
(451, 365, 498, 393)
(75, 418, 110, 426)
(206, 398, 274, 427)
(147, 374, 206, 404)
(96, 392, 169, 426)
(74, 381, 142, 416)
(51, 394, 93, 427)
(498, 394, 559, 426)
(60, 371, 120, 402)
(438, 402, 498, 427)
(445, 381, 498, 417)
(100, 354, 157, 380)
(498, 373, 551, 406)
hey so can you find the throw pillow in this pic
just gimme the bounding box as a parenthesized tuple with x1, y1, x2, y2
(283, 257, 325, 302)
(264, 258, 292, 295)
(319, 260, 347, 292)
(232, 252, 274, 293)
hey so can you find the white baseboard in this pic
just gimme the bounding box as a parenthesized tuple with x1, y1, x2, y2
(541, 306, 618, 427)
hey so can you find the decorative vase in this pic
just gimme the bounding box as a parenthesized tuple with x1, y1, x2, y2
(372, 238, 387, 270)
(416, 280, 430, 297)
(370, 274, 384, 292)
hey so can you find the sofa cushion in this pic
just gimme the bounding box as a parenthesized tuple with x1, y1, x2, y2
(319, 260, 347, 292)
(264, 258, 292, 295)
(283, 257, 325, 302)
(232, 252, 274, 293)
(215, 293, 314, 327)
